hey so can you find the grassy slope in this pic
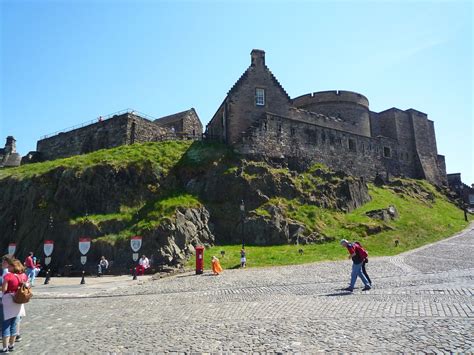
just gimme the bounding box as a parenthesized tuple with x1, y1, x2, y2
(2, 141, 470, 266)
(190, 183, 471, 270)
(0, 141, 194, 180)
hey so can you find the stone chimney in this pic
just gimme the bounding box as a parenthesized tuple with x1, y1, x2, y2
(251, 49, 265, 67)
(5, 136, 16, 154)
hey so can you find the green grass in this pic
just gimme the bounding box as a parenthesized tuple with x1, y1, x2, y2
(70, 205, 143, 225)
(0, 141, 193, 180)
(187, 180, 472, 270)
(189, 243, 344, 270)
(132, 192, 201, 232)
(177, 141, 234, 169)
(72, 192, 202, 243)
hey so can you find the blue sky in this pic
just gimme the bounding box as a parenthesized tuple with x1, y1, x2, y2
(1, 0, 472, 183)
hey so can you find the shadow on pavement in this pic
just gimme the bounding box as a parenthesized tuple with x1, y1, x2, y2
(324, 291, 354, 297)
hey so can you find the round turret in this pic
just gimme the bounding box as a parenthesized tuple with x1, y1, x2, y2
(292, 90, 371, 137)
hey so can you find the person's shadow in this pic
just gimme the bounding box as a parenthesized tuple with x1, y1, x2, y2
(324, 291, 354, 297)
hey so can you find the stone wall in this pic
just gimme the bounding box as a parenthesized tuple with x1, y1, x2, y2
(235, 112, 400, 181)
(37, 113, 167, 161)
(128, 114, 167, 144)
(182, 110, 203, 138)
(409, 110, 445, 185)
(37, 114, 130, 160)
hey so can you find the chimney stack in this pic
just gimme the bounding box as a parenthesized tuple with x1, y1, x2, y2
(251, 49, 265, 67)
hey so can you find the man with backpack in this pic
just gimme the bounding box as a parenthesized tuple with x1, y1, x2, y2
(340, 239, 371, 292)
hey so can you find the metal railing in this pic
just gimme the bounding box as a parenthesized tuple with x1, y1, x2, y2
(39, 108, 158, 140)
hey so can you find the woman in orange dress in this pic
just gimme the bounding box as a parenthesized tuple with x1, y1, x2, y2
(211, 256, 223, 275)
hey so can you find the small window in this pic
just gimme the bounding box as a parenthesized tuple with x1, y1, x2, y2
(291, 127, 296, 136)
(348, 139, 356, 152)
(384, 147, 391, 158)
(255, 88, 265, 106)
(329, 135, 335, 145)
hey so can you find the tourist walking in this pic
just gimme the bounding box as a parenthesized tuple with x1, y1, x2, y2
(340, 239, 371, 292)
(354, 241, 372, 286)
(2, 258, 27, 353)
(24, 252, 35, 286)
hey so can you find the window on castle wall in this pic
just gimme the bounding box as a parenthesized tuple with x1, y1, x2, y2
(278, 124, 282, 133)
(255, 88, 265, 106)
(348, 139, 356, 152)
(329, 135, 335, 145)
(291, 127, 296, 136)
(384, 147, 391, 158)
(322, 132, 326, 143)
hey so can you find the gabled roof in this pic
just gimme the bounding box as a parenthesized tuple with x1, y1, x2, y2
(154, 108, 196, 125)
(225, 65, 291, 102)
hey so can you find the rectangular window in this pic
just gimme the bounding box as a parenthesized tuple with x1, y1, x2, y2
(255, 88, 265, 106)
(348, 139, 356, 152)
(384, 147, 391, 158)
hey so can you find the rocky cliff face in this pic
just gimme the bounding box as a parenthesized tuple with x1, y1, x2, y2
(180, 160, 371, 244)
(0, 142, 371, 272)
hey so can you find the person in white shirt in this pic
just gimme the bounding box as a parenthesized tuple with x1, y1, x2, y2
(137, 255, 150, 275)
(97, 256, 109, 276)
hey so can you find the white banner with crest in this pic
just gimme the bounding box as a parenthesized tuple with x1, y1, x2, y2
(44, 240, 54, 257)
(130, 236, 142, 252)
(8, 243, 16, 255)
(78, 237, 91, 255)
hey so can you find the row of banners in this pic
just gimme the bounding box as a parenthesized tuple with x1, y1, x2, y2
(8, 236, 143, 264)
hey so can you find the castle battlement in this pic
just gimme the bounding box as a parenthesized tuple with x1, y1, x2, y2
(293, 90, 370, 109)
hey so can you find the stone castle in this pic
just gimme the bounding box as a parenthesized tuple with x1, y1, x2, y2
(206, 49, 447, 186)
(4, 49, 447, 186)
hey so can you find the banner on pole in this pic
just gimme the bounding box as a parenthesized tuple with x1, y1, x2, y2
(78, 237, 91, 255)
(80, 256, 87, 265)
(45, 257, 51, 266)
(132, 253, 139, 261)
(44, 240, 54, 257)
(8, 243, 16, 255)
(130, 236, 142, 252)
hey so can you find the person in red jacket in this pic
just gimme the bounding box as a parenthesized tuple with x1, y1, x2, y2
(2, 258, 27, 352)
(340, 239, 371, 292)
(24, 252, 35, 286)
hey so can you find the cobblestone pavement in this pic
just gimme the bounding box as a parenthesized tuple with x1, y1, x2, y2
(18, 224, 474, 353)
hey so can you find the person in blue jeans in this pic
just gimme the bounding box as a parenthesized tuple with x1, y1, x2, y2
(340, 239, 371, 292)
(24, 252, 35, 287)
